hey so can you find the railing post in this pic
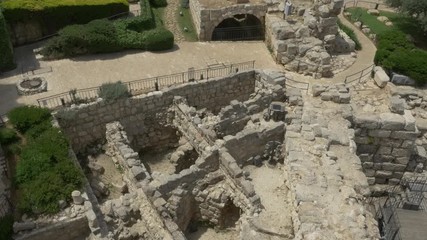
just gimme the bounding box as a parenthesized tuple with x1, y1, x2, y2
(252, 60, 255, 69)
(207, 68, 209, 80)
(230, 64, 233, 74)
(155, 78, 159, 91)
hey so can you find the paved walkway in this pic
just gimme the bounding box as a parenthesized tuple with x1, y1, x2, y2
(164, 0, 185, 42)
(0, 41, 282, 115)
(0, 8, 379, 116)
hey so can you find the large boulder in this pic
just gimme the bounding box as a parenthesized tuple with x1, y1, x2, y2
(374, 66, 390, 88)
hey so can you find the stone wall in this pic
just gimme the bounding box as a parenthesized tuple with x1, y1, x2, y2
(0, 144, 11, 218)
(224, 121, 284, 166)
(190, 1, 267, 40)
(15, 216, 90, 240)
(57, 71, 256, 153)
(353, 111, 419, 185)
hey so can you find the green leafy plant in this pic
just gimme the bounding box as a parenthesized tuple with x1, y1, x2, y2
(0, 0, 129, 34)
(8, 106, 51, 133)
(99, 81, 130, 102)
(0, 127, 18, 145)
(150, 0, 167, 8)
(0, 7, 15, 71)
(0, 214, 13, 240)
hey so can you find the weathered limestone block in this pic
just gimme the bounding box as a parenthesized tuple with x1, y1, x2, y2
(374, 66, 390, 88)
(380, 113, 405, 130)
(367, 9, 380, 16)
(389, 96, 406, 114)
(354, 114, 380, 129)
(72, 190, 84, 205)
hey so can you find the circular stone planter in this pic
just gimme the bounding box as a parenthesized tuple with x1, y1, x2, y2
(17, 77, 47, 95)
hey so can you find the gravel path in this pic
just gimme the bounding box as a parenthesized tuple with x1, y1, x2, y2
(164, 0, 185, 42)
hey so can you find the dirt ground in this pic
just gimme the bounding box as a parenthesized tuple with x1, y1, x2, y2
(140, 149, 176, 175)
(186, 226, 239, 240)
(90, 154, 125, 201)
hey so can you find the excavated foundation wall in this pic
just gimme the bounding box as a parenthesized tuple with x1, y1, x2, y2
(353, 112, 419, 185)
(57, 71, 256, 153)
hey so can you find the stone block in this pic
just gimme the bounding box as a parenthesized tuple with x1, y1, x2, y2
(377, 146, 392, 155)
(380, 113, 405, 130)
(364, 169, 375, 177)
(416, 119, 427, 132)
(367, 9, 380, 16)
(389, 178, 401, 185)
(368, 130, 391, 138)
(339, 93, 350, 103)
(367, 177, 376, 185)
(390, 131, 418, 140)
(131, 166, 146, 180)
(354, 114, 380, 129)
(392, 172, 404, 179)
(375, 178, 387, 184)
(363, 162, 374, 168)
(403, 110, 416, 131)
(374, 66, 389, 88)
(376, 170, 392, 178)
(357, 144, 377, 154)
(394, 157, 410, 165)
(13, 222, 36, 233)
(392, 148, 412, 157)
(389, 96, 406, 114)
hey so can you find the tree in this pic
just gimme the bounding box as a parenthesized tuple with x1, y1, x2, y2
(0, 7, 14, 71)
(386, 0, 427, 32)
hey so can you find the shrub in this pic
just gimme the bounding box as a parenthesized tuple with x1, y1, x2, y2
(149, 0, 167, 7)
(375, 30, 427, 85)
(145, 28, 174, 51)
(99, 81, 130, 102)
(8, 106, 51, 133)
(0, 8, 15, 71)
(0, 0, 129, 36)
(0, 128, 18, 145)
(15, 125, 83, 214)
(337, 19, 362, 50)
(0, 215, 13, 240)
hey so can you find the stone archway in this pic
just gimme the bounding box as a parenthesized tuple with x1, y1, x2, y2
(211, 14, 264, 41)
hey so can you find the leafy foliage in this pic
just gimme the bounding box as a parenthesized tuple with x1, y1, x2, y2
(375, 30, 427, 85)
(41, 0, 174, 59)
(8, 106, 51, 133)
(0, 127, 18, 145)
(0, 0, 129, 34)
(385, 0, 427, 33)
(0, 215, 13, 240)
(0, 7, 14, 71)
(7, 105, 84, 214)
(99, 81, 130, 102)
(150, 0, 168, 7)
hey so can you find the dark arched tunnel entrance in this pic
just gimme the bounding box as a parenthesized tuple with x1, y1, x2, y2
(211, 14, 264, 41)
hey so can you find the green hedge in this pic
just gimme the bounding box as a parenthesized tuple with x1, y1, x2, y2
(374, 30, 427, 85)
(0, 0, 129, 35)
(150, 0, 168, 7)
(99, 81, 130, 102)
(0, 128, 19, 145)
(0, 8, 14, 71)
(8, 106, 83, 214)
(8, 106, 51, 133)
(41, 0, 174, 59)
(0, 215, 13, 240)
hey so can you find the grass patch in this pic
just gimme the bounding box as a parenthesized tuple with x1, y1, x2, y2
(337, 19, 361, 50)
(346, 7, 427, 49)
(177, 7, 198, 41)
(346, 7, 393, 35)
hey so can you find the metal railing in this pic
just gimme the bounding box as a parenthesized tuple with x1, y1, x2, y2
(22, 66, 53, 77)
(344, 64, 375, 85)
(37, 61, 255, 110)
(284, 76, 310, 92)
(212, 25, 265, 41)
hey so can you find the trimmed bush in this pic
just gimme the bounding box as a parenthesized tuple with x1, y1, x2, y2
(375, 30, 427, 85)
(0, 215, 13, 240)
(41, 0, 174, 59)
(0, 0, 129, 36)
(145, 28, 174, 51)
(8, 106, 51, 133)
(0, 8, 14, 71)
(150, 0, 168, 7)
(0, 127, 18, 145)
(337, 19, 362, 50)
(99, 81, 130, 102)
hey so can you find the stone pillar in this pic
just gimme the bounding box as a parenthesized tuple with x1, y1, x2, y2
(72, 190, 84, 205)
